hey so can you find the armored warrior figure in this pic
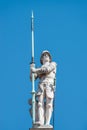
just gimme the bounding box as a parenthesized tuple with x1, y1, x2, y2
(30, 50, 57, 128)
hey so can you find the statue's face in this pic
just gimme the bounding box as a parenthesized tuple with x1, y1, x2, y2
(42, 53, 50, 63)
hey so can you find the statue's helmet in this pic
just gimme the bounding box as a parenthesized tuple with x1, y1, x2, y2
(40, 50, 52, 64)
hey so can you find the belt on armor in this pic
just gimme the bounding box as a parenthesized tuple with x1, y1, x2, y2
(39, 82, 54, 86)
(40, 77, 54, 80)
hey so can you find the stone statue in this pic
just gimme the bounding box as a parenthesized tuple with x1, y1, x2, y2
(30, 50, 57, 128)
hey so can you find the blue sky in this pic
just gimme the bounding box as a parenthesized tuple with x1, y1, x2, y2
(0, 0, 87, 130)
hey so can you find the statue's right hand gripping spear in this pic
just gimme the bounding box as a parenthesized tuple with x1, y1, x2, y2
(30, 11, 36, 126)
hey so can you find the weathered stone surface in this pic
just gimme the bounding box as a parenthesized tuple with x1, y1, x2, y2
(30, 50, 57, 126)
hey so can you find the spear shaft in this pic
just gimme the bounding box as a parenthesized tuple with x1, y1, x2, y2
(31, 11, 34, 63)
(31, 11, 35, 126)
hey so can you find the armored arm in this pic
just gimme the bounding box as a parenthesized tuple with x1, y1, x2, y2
(43, 62, 57, 73)
(32, 62, 57, 75)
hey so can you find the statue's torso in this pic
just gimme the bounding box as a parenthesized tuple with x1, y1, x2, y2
(38, 62, 56, 84)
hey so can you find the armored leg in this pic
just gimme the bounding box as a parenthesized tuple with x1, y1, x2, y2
(45, 97, 53, 125)
(38, 93, 44, 125)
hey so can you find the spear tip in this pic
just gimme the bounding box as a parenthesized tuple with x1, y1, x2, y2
(31, 10, 34, 18)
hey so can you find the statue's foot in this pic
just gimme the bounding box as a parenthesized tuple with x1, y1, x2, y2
(33, 121, 44, 128)
(34, 121, 42, 126)
(45, 124, 53, 128)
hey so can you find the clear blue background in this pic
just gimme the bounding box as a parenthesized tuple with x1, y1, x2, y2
(0, 0, 87, 130)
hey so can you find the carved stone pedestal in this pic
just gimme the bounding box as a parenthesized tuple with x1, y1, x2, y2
(30, 128, 53, 130)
